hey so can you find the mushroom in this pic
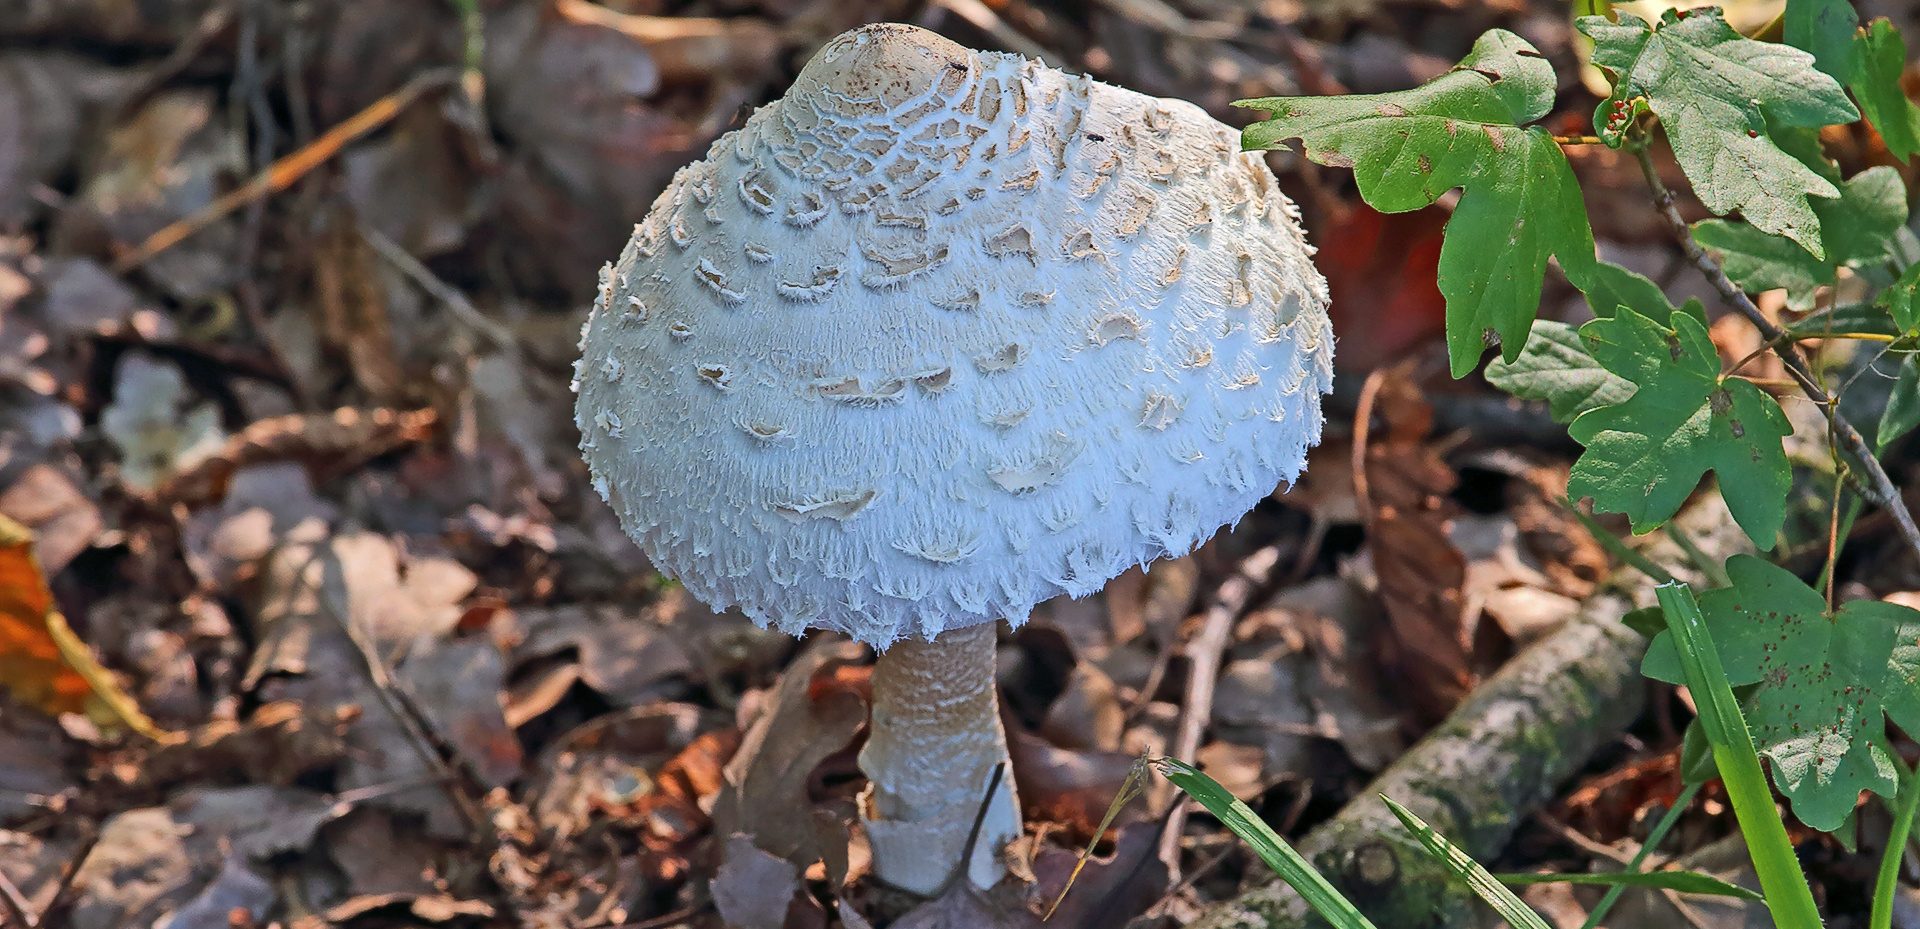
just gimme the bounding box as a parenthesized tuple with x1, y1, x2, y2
(573, 23, 1333, 895)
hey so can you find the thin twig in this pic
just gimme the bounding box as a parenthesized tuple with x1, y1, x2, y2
(1632, 144, 1920, 564)
(110, 68, 459, 274)
(0, 863, 37, 928)
(921, 0, 1062, 66)
(1534, 809, 1637, 866)
(308, 562, 526, 922)
(358, 223, 516, 350)
(116, 3, 236, 119)
(35, 824, 101, 929)
(1351, 367, 1388, 522)
(1153, 544, 1283, 878)
(1826, 465, 1846, 610)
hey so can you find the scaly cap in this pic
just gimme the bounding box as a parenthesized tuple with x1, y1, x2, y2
(574, 23, 1333, 647)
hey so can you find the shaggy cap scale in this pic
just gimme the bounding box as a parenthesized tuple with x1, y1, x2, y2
(574, 23, 1333, 647)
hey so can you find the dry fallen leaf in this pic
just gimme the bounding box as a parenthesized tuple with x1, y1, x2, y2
(889, 882, 1044, 929)
(0, 513, 92, 716)
(1029, 822, 1168, 928)
(1006, 727, 1143, 839)
(510, 602, 695, 707)
(157, 406, 436, 509)
(54, 89, 244, 301)
(181, 462, 337, 591)
(319, 806, 454, 900)
(1316, 201, 1448, 374)
(0, 462, 103, 576)
(139, 700, 355, 789)
(245, 531, 482, 836)
(712, 638, 868, 869)
(712, 833, 806, 929)
(0, 52, 134, 226)
(1358, 362, 1474, 719)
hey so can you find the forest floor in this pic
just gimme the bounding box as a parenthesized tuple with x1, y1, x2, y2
(3, 0, 1920, 927)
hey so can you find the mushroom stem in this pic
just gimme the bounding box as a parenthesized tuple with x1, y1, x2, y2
(858, 622, 1023, 895)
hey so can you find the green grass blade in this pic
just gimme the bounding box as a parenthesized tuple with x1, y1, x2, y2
(1654, 581, 1823, 928)
(1153, 758, 1380, 929)
(1379, 795, 1554, 929)
(1580, 781, 1702, 929)
(1496, 869, 1761, 899)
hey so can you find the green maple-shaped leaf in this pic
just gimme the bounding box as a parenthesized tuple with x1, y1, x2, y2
(1883, 261, 1920, 335)
(1885, 602, 1920, 736)
(1237, 29, 1597, 377)
(1568, 305, 1793, 548)
(1485, 320, 1633, 423)
(1881, 357, 1920, 451)
(1576, 261, 1690, 321)
(1580, 8, 1857, 257)
(1853, 19, 1920, 162)
(1644, 555, 1909, 832)
(1784, 0, 1861, 83)
(1692, 166, 1909, 310)
(1491, 265, 1711, 422)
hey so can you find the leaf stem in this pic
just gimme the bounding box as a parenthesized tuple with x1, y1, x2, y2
(1554, 134, 1606, 145)
(1805, 332, 1899, 343)
(1871, 757, 1920, 929)
(1631, 144, 1920, 566)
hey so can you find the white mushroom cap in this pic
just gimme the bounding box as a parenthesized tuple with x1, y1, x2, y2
(574, 23, 1333, 648)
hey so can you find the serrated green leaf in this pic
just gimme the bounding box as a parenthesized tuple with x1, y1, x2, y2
(1691, 219, 1831, 305)
(1784, 0, 1861, 83)
(1692, 166, 1909, 310)
(1579, 8, 1857, 257)
(1852, 19, 1920, 162)
(1578, 261, 1676, 320)
(1644, 556, 1905, 832)
(1886, 261, 1920, 334)
(1884, 608, 1920, 736)
(1789, 300, 1902, 338)
(1622, 605, 1667, 638)
(1485, 320, 1635, 422)
(1237, 30, 1597, 377)
(1769, 123, 1843, 184)
(1567, 306, 1793, 547)
(1817, 166, 1910, 262)
(1880, 356, 1920, 450)
(1495, 869, 1762, 900)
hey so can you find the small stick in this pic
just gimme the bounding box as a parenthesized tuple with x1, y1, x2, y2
(926, 0, 1062, 67)
(359, 224, 516, 350)
(1155, 544, 1284, 877)
(1350, 367, 1388, 522)
(0, 863, 37, 928)
(1632, 144, 1920, 565)
(110, 68, 459, 275)
(35, 824, 101, 929)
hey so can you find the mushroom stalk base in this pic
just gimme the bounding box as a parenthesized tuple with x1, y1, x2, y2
(858, 622, 1023, 896)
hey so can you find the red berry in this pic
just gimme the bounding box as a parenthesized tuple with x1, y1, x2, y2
(1747, 129, 1759, 137)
